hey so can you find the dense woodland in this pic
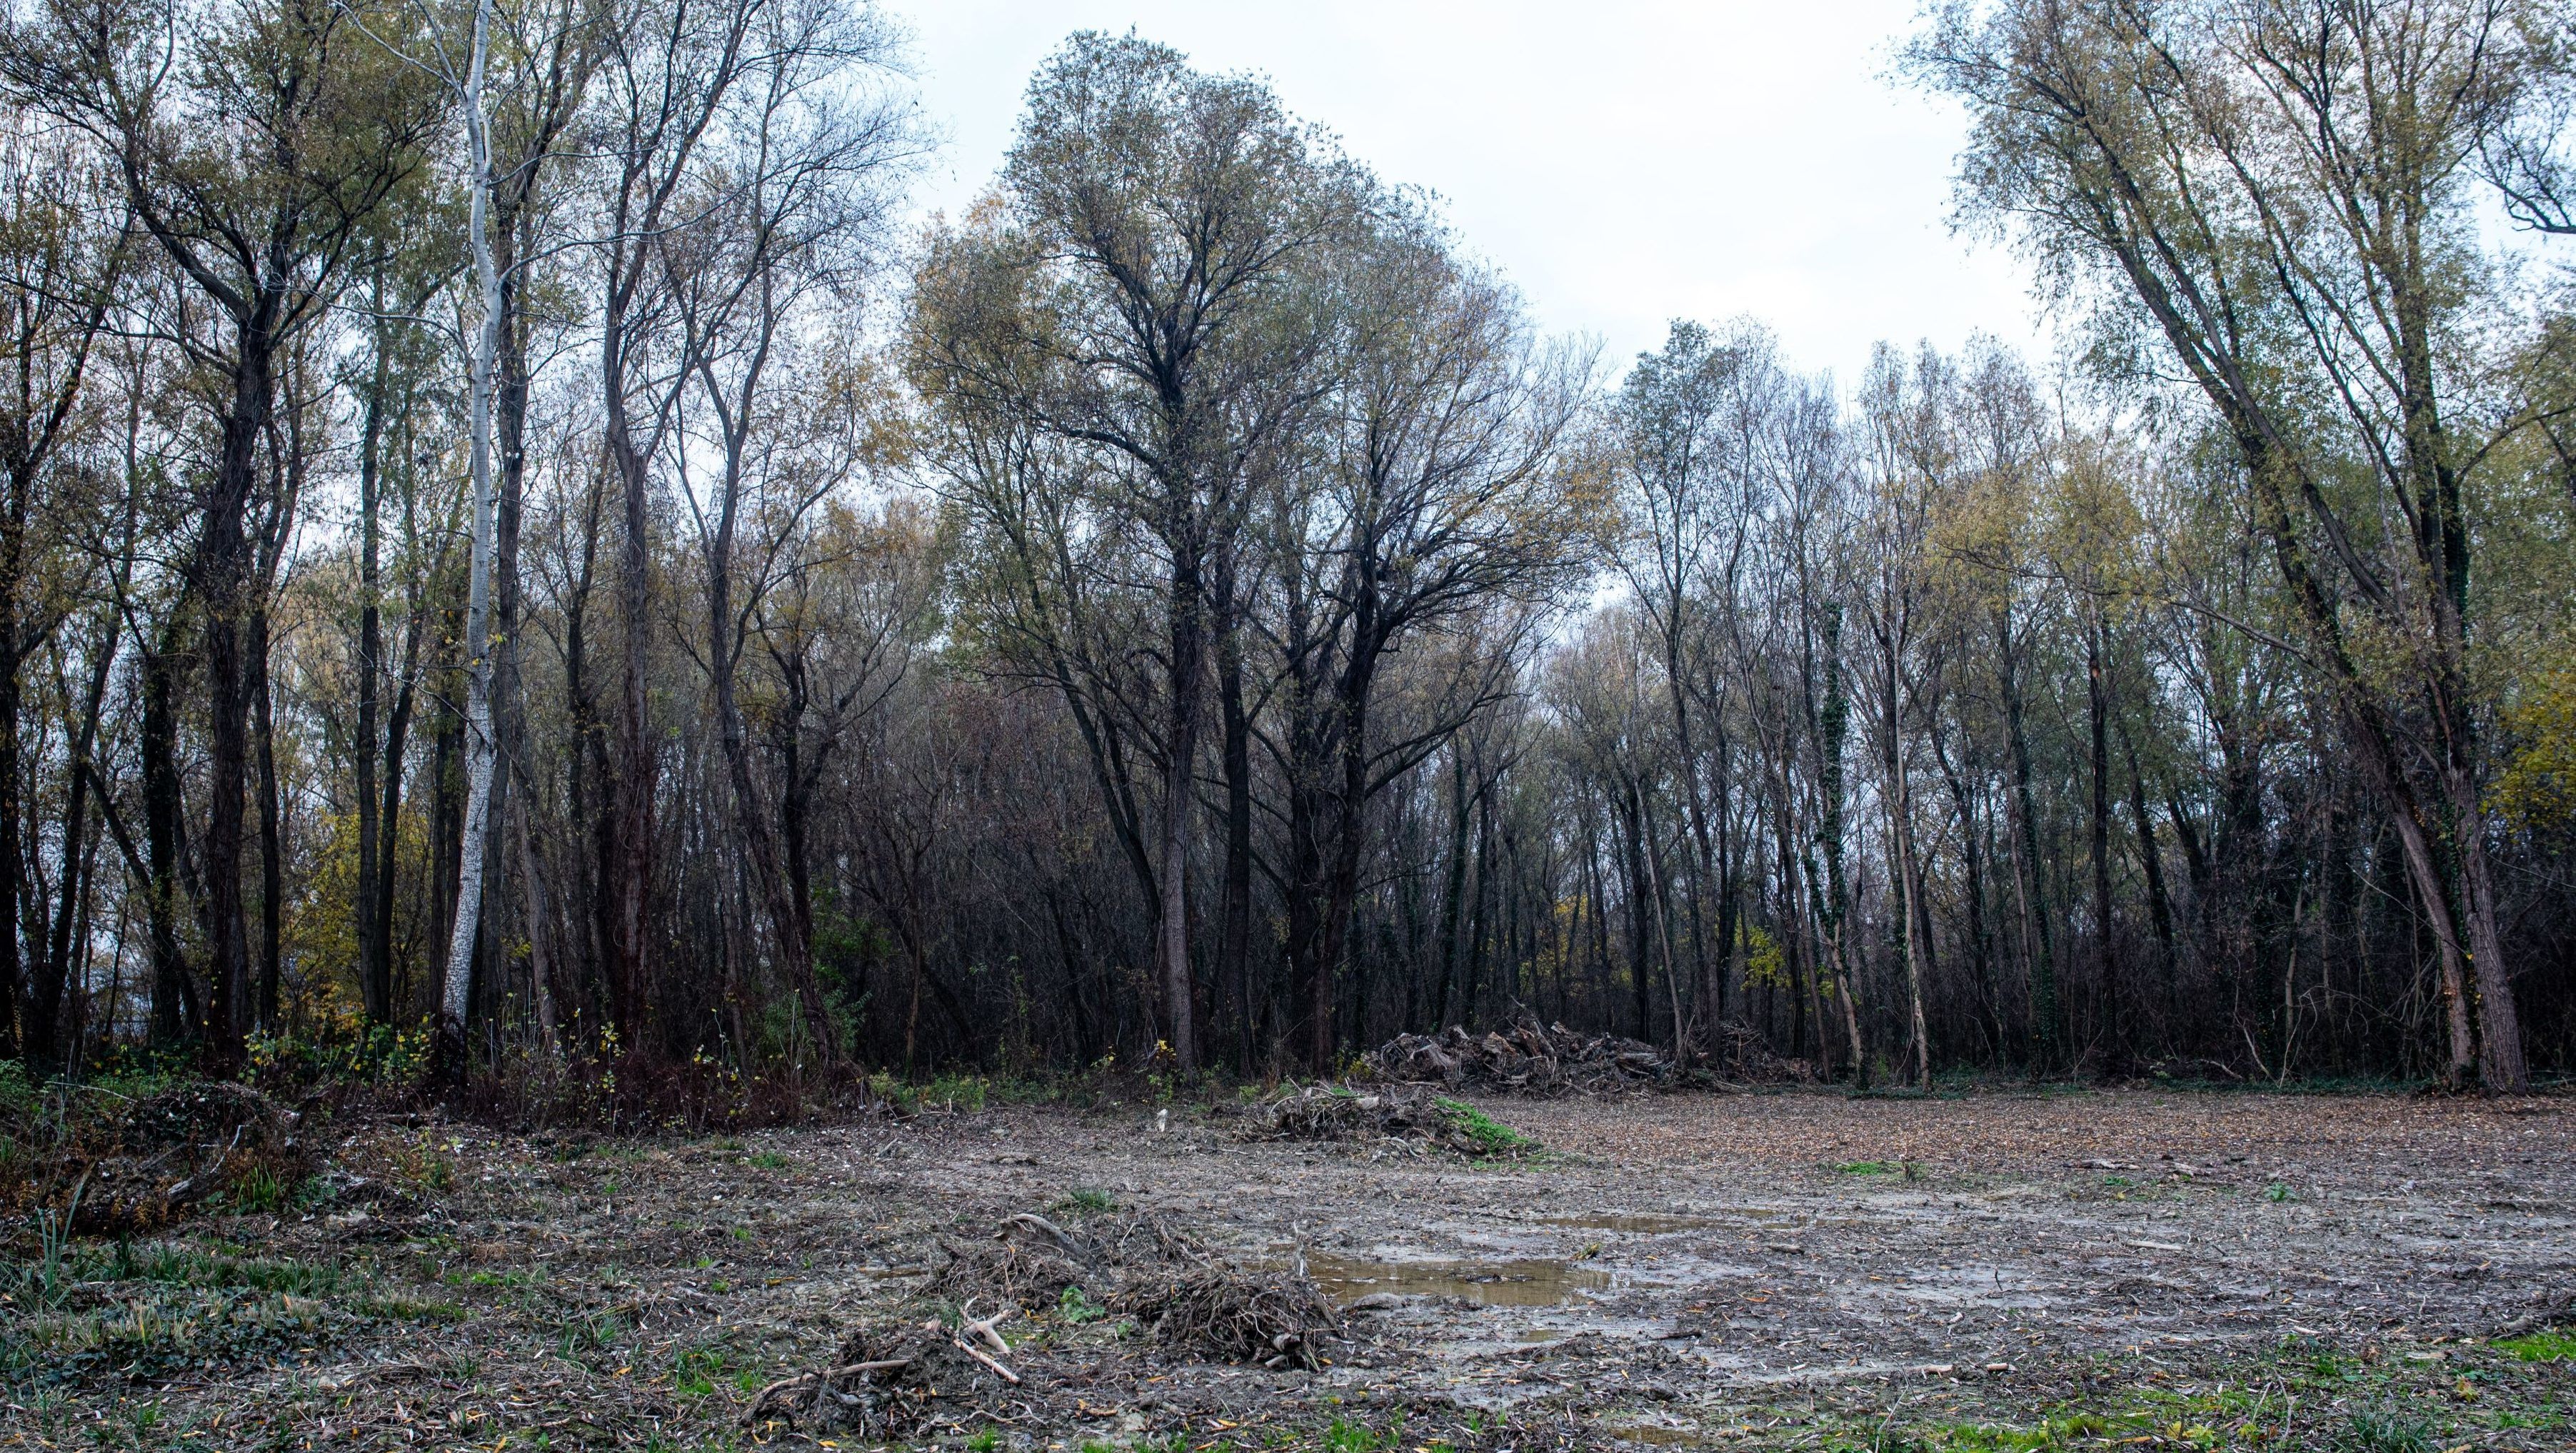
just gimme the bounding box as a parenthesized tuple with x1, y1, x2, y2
(0, 0, 2569, 1101)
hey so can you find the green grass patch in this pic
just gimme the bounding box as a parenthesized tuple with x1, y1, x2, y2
(2496, 1327, 2576, 1363)
(1433, 1097, 1537, 1157)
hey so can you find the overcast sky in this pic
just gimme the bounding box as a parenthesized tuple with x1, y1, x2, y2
(881, 0, 2055, 391)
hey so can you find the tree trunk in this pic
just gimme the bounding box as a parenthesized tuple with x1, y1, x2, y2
(1885, 651, 1930, 1090)
(1216, 594, 1253, 1069)
(198, 318, 276, 1072)
(439, 1, 505, 1075)
(41, 615, 118, 1065)
(1156, 554, 1203, 1074)
(251, 609, 284, 1032)
(2087, 620, 2118, 1060)
(140, 626, 189, 1047)
(1433, 748, 1471, 1028)
(355, 292, 390, 1025)
(1996, 605, 2055, 1072)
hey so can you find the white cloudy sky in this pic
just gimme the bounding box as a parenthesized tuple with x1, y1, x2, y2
(880, 0, 2055, 388)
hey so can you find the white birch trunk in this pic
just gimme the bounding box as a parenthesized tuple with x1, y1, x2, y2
(440, 0, 503, 1034)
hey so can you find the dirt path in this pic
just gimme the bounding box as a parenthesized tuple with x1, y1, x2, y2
(9, 1087, 2571, 1450)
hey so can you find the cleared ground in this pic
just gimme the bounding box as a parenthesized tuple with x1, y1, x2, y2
(7, 1086, 2573, 1449)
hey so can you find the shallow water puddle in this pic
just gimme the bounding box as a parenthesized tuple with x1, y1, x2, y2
(1306, 1251, 1611, 1307)
(1535, 1212, 1716, 1234)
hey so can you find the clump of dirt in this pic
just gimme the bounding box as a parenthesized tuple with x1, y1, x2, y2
(3, 1080, 316, 1235)
(1362, 1015, 1669, 1094)
(1231, 1082, 1541, 1157)
(1114, 1262, 1340, 1369)
(743, 1317, 1023, 1439)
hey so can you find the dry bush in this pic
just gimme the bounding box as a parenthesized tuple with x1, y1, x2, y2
(1698, 1019, 1818, 1085)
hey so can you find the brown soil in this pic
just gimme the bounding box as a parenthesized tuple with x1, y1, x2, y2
(7, 1087, 2571, 1449)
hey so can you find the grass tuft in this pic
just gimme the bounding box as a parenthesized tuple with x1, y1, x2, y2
(1432, 1097, 1537, 1157)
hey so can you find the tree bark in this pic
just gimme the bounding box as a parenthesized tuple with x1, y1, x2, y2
(440, 0, 506, 1075)
(1156, 553, 1204, 1073)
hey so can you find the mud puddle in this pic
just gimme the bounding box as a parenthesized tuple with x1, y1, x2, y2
(1305, 1250, 1613, 1307)
(1536, 1212, 1717, 1234)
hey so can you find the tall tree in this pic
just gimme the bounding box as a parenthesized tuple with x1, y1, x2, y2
(1914, 0, 2564, 1089)
(5, 0, 440, 1066)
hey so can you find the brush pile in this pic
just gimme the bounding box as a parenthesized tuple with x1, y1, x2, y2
(1361, 1015, 1670, 1095)
(3, 1079, 316, 1233)
(1228, 1082, 1538, 1157)
(926, 1208, 1206, 1311)
(756, 1201, 1345, 1426)
(743, 1309, 1026, 1437)
(1115, 1262, 1339, 1369)
(1699, 1019, 1818, 1085)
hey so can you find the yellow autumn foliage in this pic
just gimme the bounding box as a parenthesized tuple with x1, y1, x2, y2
(2494, 665, 2576, 832)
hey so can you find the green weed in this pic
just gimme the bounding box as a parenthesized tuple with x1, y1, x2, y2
(1322, 1418, 1390, 1453)
(2495, 1327, 2575, 1363)
(1433, 1097, 1536, 1157)
(2335, 1402, 2433, 1453)
(672, 1344, 729, 1399)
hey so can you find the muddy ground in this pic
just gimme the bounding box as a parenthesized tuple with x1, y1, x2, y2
(6, 1086, 2573, 1450)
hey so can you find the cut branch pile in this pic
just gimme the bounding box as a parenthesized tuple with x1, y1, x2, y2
(1360, 1014, 1670, 1094)
(925, 1218, 1094, 1310)
(1113, 1263, 1340, 1369)
(4, 1081, 316, 1234)
(925, 1208, 1208, 1311)
(1230, 1083, 1440, 1141)
(742, 1305, 1024, 1437)
(1698, 1019, 1818, 1085)
(761, 1202, 1340, 1420)
(1228, 1082, 1539, 1157)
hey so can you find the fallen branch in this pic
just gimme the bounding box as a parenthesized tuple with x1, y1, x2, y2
(960, 1300, 1015, 1354)
(950, 1337, 1021, 1385)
